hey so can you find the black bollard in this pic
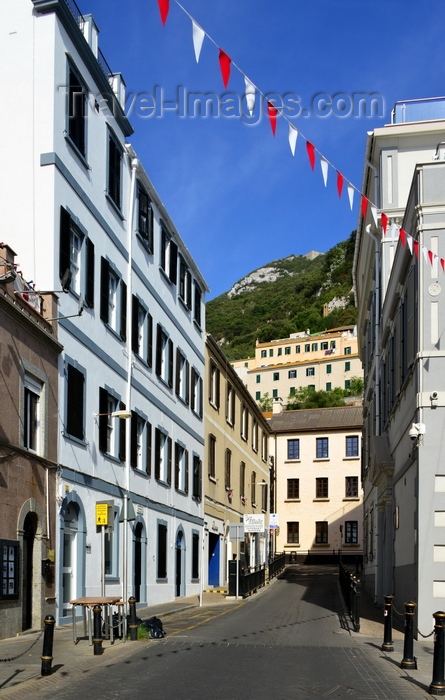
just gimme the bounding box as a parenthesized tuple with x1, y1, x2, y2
(381, 594, 394, 652)
(429, 611, 445, 695)
(41, 615, 55, 676)
(128, 597, 138, 641)
(401, 601, 417, 669)
(92, 605, 103, 655)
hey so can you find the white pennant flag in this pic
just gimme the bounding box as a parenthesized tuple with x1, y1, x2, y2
(407, 234, 413, 255)
(422, 245, 429, 265)
(288, 124, 298, 156)
(347, 184, 354, 210)
(244, 77, 256, 115)
(389, 221, 398, 238)
(434, 254, 439, 276)
(371, 205, 378, 226)
(320, 158, 328, 187)
(192, 20, 205, 63)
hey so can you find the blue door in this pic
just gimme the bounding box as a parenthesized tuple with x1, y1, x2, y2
(208, 533, 220, 586)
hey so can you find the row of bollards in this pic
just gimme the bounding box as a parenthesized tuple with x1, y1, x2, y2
(41, 596, 141, 676)
(381, 596, 445, 696)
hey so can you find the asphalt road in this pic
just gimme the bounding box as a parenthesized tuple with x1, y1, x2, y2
(28, 569, 431, 700)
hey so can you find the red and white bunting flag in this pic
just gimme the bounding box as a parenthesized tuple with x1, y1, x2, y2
(219, 49, 231, 88)
(347, 184, 354, 210)
(336, 172, 344, 198)
(381, 213, 388, 235)
(399, 228, 407, 248)
(267, 101, 278, 136)
(428, 249, 434, 266)
(306, 142, 316, 171)
(320, 158, 328, 187)
(407, 234, 413, 255)
(288, 123, 298, 155)
(371, 205, 378, 227)
(413, 240, 420, 259)
(422, 246, 429, 265)
(390, 221, 398, 238)
(244, 77, 256, 115)
(360, 195, 368, 219)
(158, 0, 169, 25)
(192, 20, 205, 62)
(441, 258, 445, 273)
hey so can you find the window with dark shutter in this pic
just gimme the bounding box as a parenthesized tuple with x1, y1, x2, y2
(59, 207, 71, 286)
(100, 257, 110, 323)
(85, 238, 95, 308)
(132, 296, 139, 354)
(98, 387, 109, 453)
(147, 314, 153, 367)
(154, 428, 161, 480)
(167, 437, 172, 485)
(157, 523, 167, 579)
(168, 339, 174, 387)
(108, 134, 122, 209)
(185, 450, 189, 494)
(146, 422, 152, 475)
(155, 324, 162, 377)
(169, 241, 178, 284)
(118, 401, 126, 462)
(68, 66, 86, 156)
(130, 411, 138, 468)
(66, 364, 85, 440)
(120, 281, 127, 341)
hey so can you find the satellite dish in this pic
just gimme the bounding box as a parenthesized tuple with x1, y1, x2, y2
(61, 268, 72, 292)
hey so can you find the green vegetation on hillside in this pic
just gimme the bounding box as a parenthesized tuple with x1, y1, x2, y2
(206, 232, 357, 361)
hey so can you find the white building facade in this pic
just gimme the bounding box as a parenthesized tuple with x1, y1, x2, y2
(2, 0, 207, 622)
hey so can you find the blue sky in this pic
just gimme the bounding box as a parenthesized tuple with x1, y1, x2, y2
(86, 0, 445, 299)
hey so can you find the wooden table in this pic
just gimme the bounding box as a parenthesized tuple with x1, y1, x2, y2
(70, 596, 122, 645)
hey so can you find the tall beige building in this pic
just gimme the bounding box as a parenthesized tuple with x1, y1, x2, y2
(233, 326, 362, 405)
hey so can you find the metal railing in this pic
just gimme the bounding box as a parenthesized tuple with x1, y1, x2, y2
(242, 564, 266, 597)
(339, 562, 361, 632)
(269, 552, 286, 579)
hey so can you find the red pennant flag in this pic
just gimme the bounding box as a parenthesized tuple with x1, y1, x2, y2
(413, 240, 419, 259)
(399, 228, 407, 248)
(428, 250, 434, 266)
(306, 142, 316, 171)
(361, 195, 369, 219)
(381, 213, 388, 236)
(267, 101, 278, 136)
(336, 171, 344, 198)
(441, 258, 445, 273)
(158, 0, 169, 25)
(219, 49, 231, 88)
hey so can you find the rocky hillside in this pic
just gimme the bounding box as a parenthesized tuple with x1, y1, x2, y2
(206, 232, 357, 361)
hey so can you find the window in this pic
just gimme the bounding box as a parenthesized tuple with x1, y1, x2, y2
(194, 283, 202, 327)
(174, 443, 189, 493)
(288, 370, 297, 379)
(225, 449, 232, 489)
(269, 349, 273, 357)
(295, 345, 300, 354)
(272, 389, 278, 398)
(105, 507, 119, 578)
(98, 388, 126, 460)
(345, 476, 359, 498)
(287, 439, 300, 460)
(251, 471, 256, 506)
(160, 226, 178, 284)
(289, 387, 295, 394)
(226, 383, 235, 426)
(345, 380, 351, 390)
(192, 532, 200, 580)
(0, 540, 19, 600)
(285, 346, 291, 355)
(312, 343, 318, 351)
(306, 367, 315, 376)
(179, 256, 192, 309)
(346, 436, 359, 457)
(305, 344, 310, 352)
(308, 384, 315, 390)
(132, 296, 153, 365)
(241, 404, 249, 441)
(261, 482, 268, 511)
(66, 363, 85, 441)
(59, 207, 95, 306)
(191, 368, 203, 418)
(68, 64, 86, 156)
(252, 419, 258, 452)
(155, 324, 173, 387)
(209, 361, 220, 409)
(261, 430, 268, 462)
(316, 477, 328, 498)
(208, 434, 216, 479)
(255, 391, 261, 400)
(261, 350, 267, 358)
(175, 349, 190, 404)
(256, 375, 261, 384)
(157, 522, 167, 579)
(326, 382, 331, 392)
(326, 364, 332, 374)
(138, 188, 154, 253)
(277, 347, 282, 356)
(316, 438, 329, 459)
(273, 372, 279, 381)
(192, 454, 202, 499)
(345, 521, 358, 544)
(100, 257, 126, 338)
(240, 461, 246, 497)
(154, 428, 172, 484)
(321, 342, 328, 350)
(287, 478, 299, 499)
(23, 375, 42, 452)
(287, 522, 299, 544)
(130, 412, 151, 474)
(107, 131, 122, 209)
(316, 521, 328, 544)
(344, 346, 352, 355)
(330, 341, 336, 349)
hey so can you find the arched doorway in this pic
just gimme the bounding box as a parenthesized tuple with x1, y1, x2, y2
(22, 512, 38, 631)
(175, 530, 185, 598)
(62, 501, 79, 617)
(134, 522, 143, 602)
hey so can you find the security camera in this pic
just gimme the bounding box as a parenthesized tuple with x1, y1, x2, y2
(431, 392, 439, 400)
(409, 425, 419, 441)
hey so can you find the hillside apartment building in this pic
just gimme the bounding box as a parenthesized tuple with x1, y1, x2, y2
(2, 0, 208, 626)
(354, 97, 445, 634)
(233, 326, 362, 405)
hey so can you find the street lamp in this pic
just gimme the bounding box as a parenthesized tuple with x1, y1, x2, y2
(93, 410, 132, 419)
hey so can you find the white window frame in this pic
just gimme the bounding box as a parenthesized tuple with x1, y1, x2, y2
(23, 374, 42, 454)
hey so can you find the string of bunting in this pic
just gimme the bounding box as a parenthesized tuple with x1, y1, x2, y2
(156, 0, 444, 274)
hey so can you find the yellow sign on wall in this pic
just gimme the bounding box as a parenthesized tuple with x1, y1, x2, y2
(96, 503, 109, 526)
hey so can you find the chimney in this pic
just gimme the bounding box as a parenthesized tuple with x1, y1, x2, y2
(272, 397, 283, 414)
